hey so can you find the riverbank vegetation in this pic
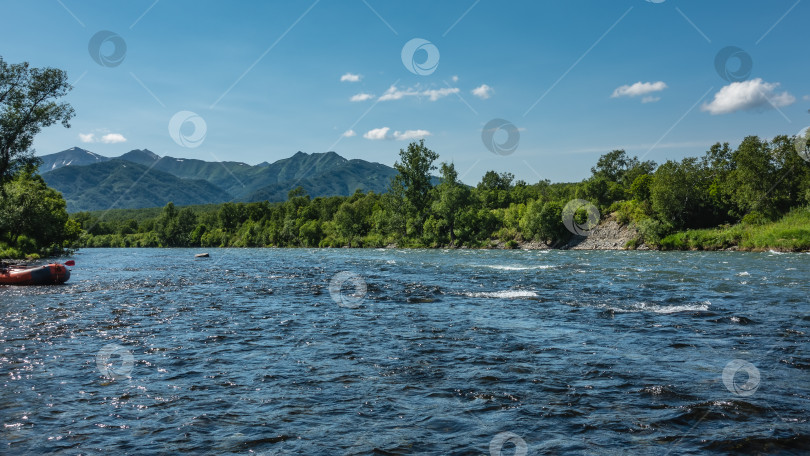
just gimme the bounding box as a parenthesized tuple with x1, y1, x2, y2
(73, 134, 810, 252)
(0, 57, 78, 259)
(3, 57, 809, 256)
(659, 206, 810, 251)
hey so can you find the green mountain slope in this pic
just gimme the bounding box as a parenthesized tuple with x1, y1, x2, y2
(38, 148, 400, 210)
(41, 159, 231, 212)
(39, 146, 110, 172)
(245, 159, 398, 202)
(116, 149, 258, 196)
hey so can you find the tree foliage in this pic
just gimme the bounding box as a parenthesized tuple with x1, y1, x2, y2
(72, 135, 810, 251)
(392, 139, 439, 235)
(0, 57, 74, 187)
(0, 57, 76, 258)
(0, 164, 79, 257)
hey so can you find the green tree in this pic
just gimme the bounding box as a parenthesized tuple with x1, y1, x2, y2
(391, 139, 439, 235)
(218, 202, 239, 231)
(591, 149, 655, 187)
(380, 183, 408, 238)
(155, 202, 178, 246)
(772, 135, 810, 210)
(1, 57, 75, 186)
(579, 176, 614, 209)
(175, 207, 198, 246)
(630, 174, 653, 202)
(700, 142, 735, 222)
(649, 158, 708, 230)
(727, 136, 779, 219)
(477, 170, 514, 209)
(298, 219, 322, 247)
(333, 194, 373, 247)
(190, 223, 208, 246)
(521, 200, 567, 244)
(0, 165, 78, 255)
(431, 162, 469, 246)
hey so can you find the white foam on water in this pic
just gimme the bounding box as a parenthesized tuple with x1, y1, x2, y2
(463, 290, 538, 299)
(623, 301, 711, 314)
(651, 301, 710, 314)
(736, 271, 750, 276)
(484, 265, 554, 271)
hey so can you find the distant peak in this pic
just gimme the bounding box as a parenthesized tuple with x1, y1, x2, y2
(136, 149, 159, 159)
(121, 149, 160, 160)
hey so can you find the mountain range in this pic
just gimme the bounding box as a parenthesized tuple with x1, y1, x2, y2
(39, 147, 399, 212)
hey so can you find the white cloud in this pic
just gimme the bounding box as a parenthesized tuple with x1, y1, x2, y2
(378, 85, 417, 101)
(340, 73, 361, 82)
(342, 129, 356, 137)
(79, 132, 127, 143)
(362, 127, 431, 141)
(423, 87, 459, 101)
(378, 84, 459, 102)
(701, 78, 795, 115)
(393, 129, 431, 140)
(641, 96, 660, 104)
(363, 127, 390, 140)
(804, 95, 810, 101)
(471, 84, 493, 99)
(451, 75, 459, 83)
(100, 133, 127, 144)
(611, 81, 668, 98)
(350, 93, 374, 102)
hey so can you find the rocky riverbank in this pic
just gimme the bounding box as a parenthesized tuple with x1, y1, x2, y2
(513, 215, 641, 251)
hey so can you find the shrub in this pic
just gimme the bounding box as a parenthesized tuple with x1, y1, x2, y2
(741, 211, 768, 226)
(637, 218, 673, 246)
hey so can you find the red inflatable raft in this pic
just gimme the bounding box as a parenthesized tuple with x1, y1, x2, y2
(0, 262, 72, 285)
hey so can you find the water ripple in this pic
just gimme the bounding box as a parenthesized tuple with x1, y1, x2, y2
(1, 248, 808, 454)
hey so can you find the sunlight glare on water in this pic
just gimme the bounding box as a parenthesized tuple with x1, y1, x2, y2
(1, 248, 808, 454)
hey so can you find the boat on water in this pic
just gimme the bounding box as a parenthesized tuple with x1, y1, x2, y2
(0, 262, 72, 285)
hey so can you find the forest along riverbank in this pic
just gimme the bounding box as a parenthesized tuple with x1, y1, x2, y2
(58, 135, 810, 255)
(511, 208, 810, 252)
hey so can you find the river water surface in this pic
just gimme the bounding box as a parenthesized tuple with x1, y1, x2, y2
(1, 248, 809, 454)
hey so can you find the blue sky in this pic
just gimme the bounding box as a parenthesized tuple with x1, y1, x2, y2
(1, 0, 808, 184)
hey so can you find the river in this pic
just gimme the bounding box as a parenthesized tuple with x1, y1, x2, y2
(1, 248, 808, 454)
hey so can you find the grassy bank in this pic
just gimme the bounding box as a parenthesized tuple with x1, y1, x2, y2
(659, 206, 810, 252)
